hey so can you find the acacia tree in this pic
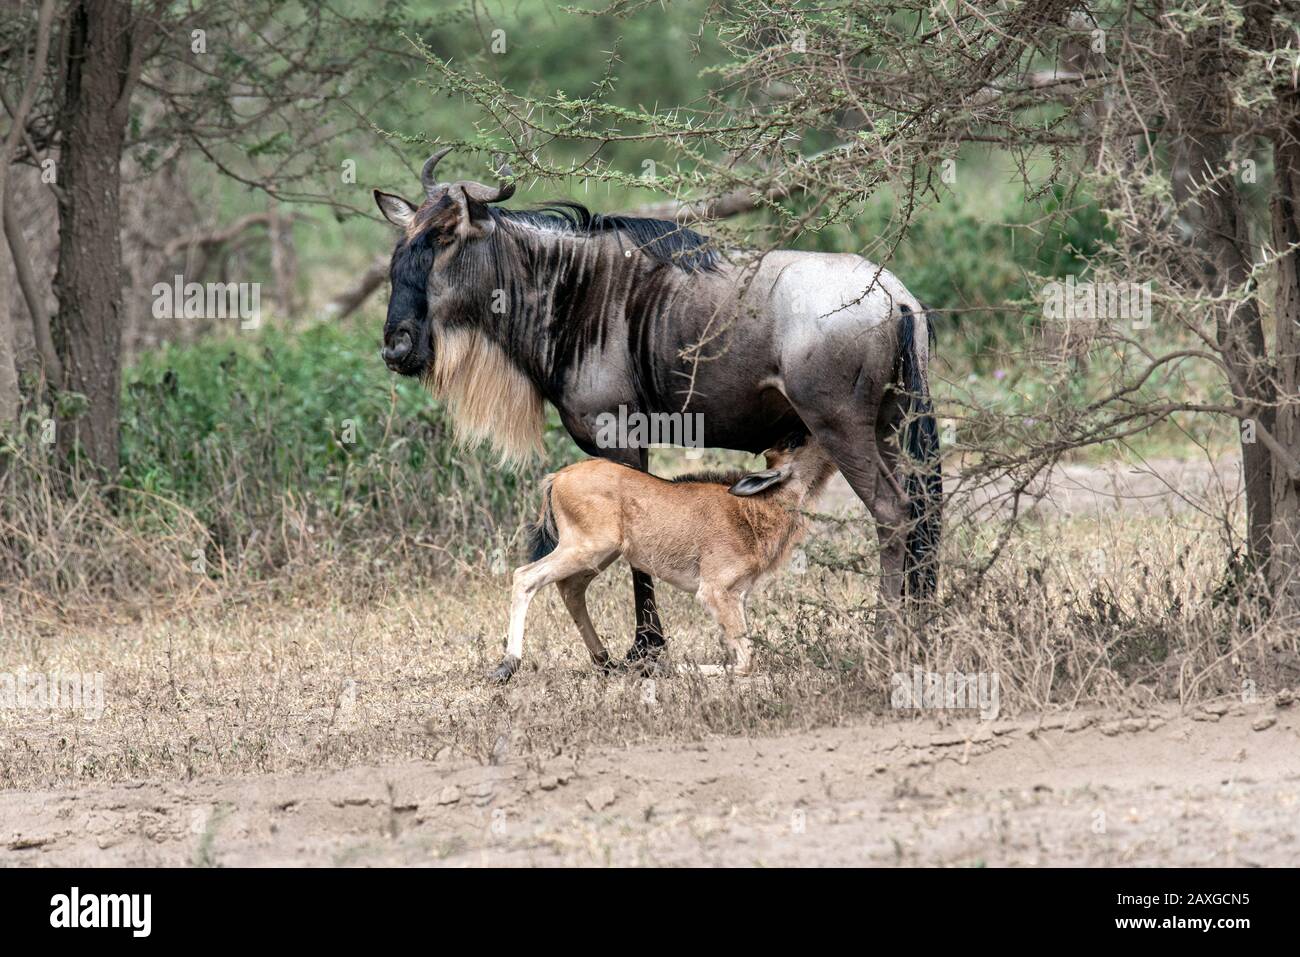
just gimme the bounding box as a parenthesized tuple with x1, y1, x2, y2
(424, 0, 1300, 615)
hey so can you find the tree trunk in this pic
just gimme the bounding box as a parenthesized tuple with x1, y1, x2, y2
(1206, 176, 1275, 580)
(4, 186, 61, 384)
(1169, 27, 1277, 579)
(0, 0, 57, 430)
(51, 0, 146, 475)
(1269, 94, 1300, 613)
(0, 252, 18, 427)
(0, 173, 18, 427)
(269, 201, 298, 317)
(1175, 129, 1276, 577)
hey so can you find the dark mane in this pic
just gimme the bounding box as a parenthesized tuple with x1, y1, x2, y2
(670, 469, 747, 486)
(494, 201, 720, 273)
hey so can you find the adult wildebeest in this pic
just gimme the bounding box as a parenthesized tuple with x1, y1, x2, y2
(374, 149, 941, 664)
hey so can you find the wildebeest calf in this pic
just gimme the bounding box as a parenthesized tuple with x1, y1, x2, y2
(489, 432, 835, 683)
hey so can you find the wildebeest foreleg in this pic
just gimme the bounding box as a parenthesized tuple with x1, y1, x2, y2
(619, 446, 668, 664)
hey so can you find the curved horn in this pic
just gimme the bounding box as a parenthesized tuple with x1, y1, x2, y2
(421, 147, 453, 199)
(460, 155, 516, 205)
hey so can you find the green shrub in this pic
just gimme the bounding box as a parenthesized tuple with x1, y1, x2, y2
(118, 317, 578, 575)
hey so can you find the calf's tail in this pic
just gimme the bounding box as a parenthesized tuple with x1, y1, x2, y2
(526, 474, 559, 562)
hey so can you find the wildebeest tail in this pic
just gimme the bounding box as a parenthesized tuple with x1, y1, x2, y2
(526, 474, 559, 562)
(897, 303, 943, 599)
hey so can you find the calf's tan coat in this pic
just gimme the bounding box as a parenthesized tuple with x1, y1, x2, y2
(490, 436, 835, 682)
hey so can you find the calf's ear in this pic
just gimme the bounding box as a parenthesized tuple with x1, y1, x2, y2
(728, 468, 787, 497)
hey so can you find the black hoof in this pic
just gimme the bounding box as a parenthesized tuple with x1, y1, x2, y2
(593, 654, 619, 676)
(487, 655, 520, 685)
(623, 635, 667, 664)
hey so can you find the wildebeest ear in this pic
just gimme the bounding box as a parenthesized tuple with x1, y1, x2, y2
(374, 189, 417, 229)
(728, 468, 787, 497)
(451, 161, 514, 240)
(452, 187, 497, 241)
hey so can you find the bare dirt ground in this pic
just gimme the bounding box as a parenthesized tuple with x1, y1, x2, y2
(3, 699, 1296, 867)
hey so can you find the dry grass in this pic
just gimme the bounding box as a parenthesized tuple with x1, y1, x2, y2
(3, 500, 1296, 792)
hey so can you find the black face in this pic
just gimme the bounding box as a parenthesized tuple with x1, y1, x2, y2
(381, 228, 437, 377)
